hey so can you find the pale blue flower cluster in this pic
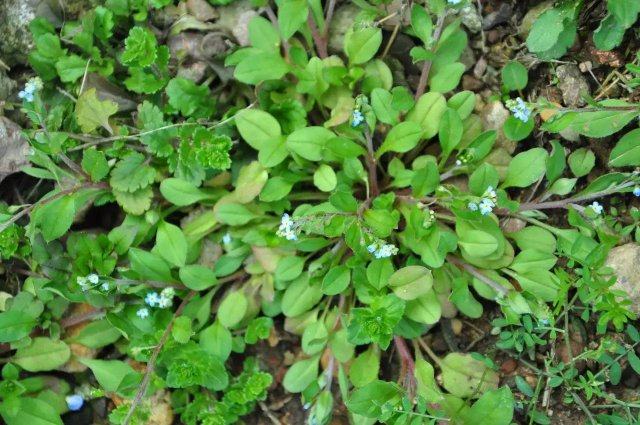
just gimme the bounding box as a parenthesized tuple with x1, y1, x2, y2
(76, 273, 100, 291)
(145, 287, 175, 312)
(18, 77, 42, 102)
(277, 213, 299, 241)
(222, 232, 232, 245)
(506, 97, 532, 123)
(367, 241, 399, 259)
(590, 201, 603, 215)
(634, 186, 640, 197)
(468, 186, 497, 215)
(448, 0, 462, 4)
(66, 394, 84, 411)
(136, 307, 149, 319)
(351, 110, 364, 127)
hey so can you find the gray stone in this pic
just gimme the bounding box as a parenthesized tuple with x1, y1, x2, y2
(177, 61, 208, 83)
(482, 3, 512, 30)
(200, 32, 229, 57)
(460, 45, 476, 71)
(0, 117, 30, 183)
(0, 0, 61, 65)
(0, 0, 38, 65)
(0, 70, 17, 101)
(187, 0, 217, 22)
(556, 64, 590, 107)
(519, 1, 554, 37)
(606, 243, 640, 315)
(84, 73, 137, 112)
(460, 5, 482, 33)
(328, 4, 360, 54)
(481, 101, 516, 154)
(214, 0, 256, 46)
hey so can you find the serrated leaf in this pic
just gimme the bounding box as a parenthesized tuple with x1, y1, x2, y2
(113, 186, 153, 215)
(137, 101, 175, 156)
(165, 77, 215, 119)
(55, 54, 88, 83)
(75, 88, 118, 134)
(81, 148, 110, 181)
(121, 26, 157, 67)
(110, 152, 156, 192)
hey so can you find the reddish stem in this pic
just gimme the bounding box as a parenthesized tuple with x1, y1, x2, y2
(394, 336, 417, 398)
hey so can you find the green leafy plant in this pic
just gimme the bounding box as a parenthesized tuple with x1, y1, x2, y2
(1, 0, 640, 424)
(527, 0, 640, 57)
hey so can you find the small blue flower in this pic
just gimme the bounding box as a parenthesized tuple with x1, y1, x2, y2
(87, 273, 99, 284)
(367, 244, 377, 253)
(351, 110, 364, 127)
(276, 213, 299, 241)
(101, 282, 109, 291)
(17, 78, 42, 103)
(633, 186, 640, 197)
(136, 307, 150, 319)
(66, 394, 84, 411)
(76, 276, 89, 291)
(590, 201, 603, 215)
(222, 233, 232, 244)
(145, 292, 161, 307)
(468, 202, 478, 211)
(18, 90, 33, 102)
(507, 97, 532, 123)
(448, 0, 462, 4)
(373, 243, 398, 259)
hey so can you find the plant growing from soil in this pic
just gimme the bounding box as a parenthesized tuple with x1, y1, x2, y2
(0, 0, 639, 424)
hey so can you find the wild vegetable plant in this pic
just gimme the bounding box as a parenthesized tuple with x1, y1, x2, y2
(526, 0, 640, 57)
(1, 0, 640, 424)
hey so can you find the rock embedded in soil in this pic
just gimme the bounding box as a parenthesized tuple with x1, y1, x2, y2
(328, 3, 360, 54)
(148, 390, 174, 425)
(0, 117, 30, 183)
(177, 60, 208, 83)
(84, 73, 137, 112)
(480, 100, 516, 154)
(519, 0, 554, 37)
(460, 4, 482, 34)
(0, 70, 17, 101)
(0, 0, 38, 65)
(606, 243, 640, 315)
(556, 64, 590, 107)
(213, 0, 257, 46)
(460, 45, 477, 71)
(482, 3, 513, 30)
(0, 0, 61, 65)
(187, 0, 217, 21)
